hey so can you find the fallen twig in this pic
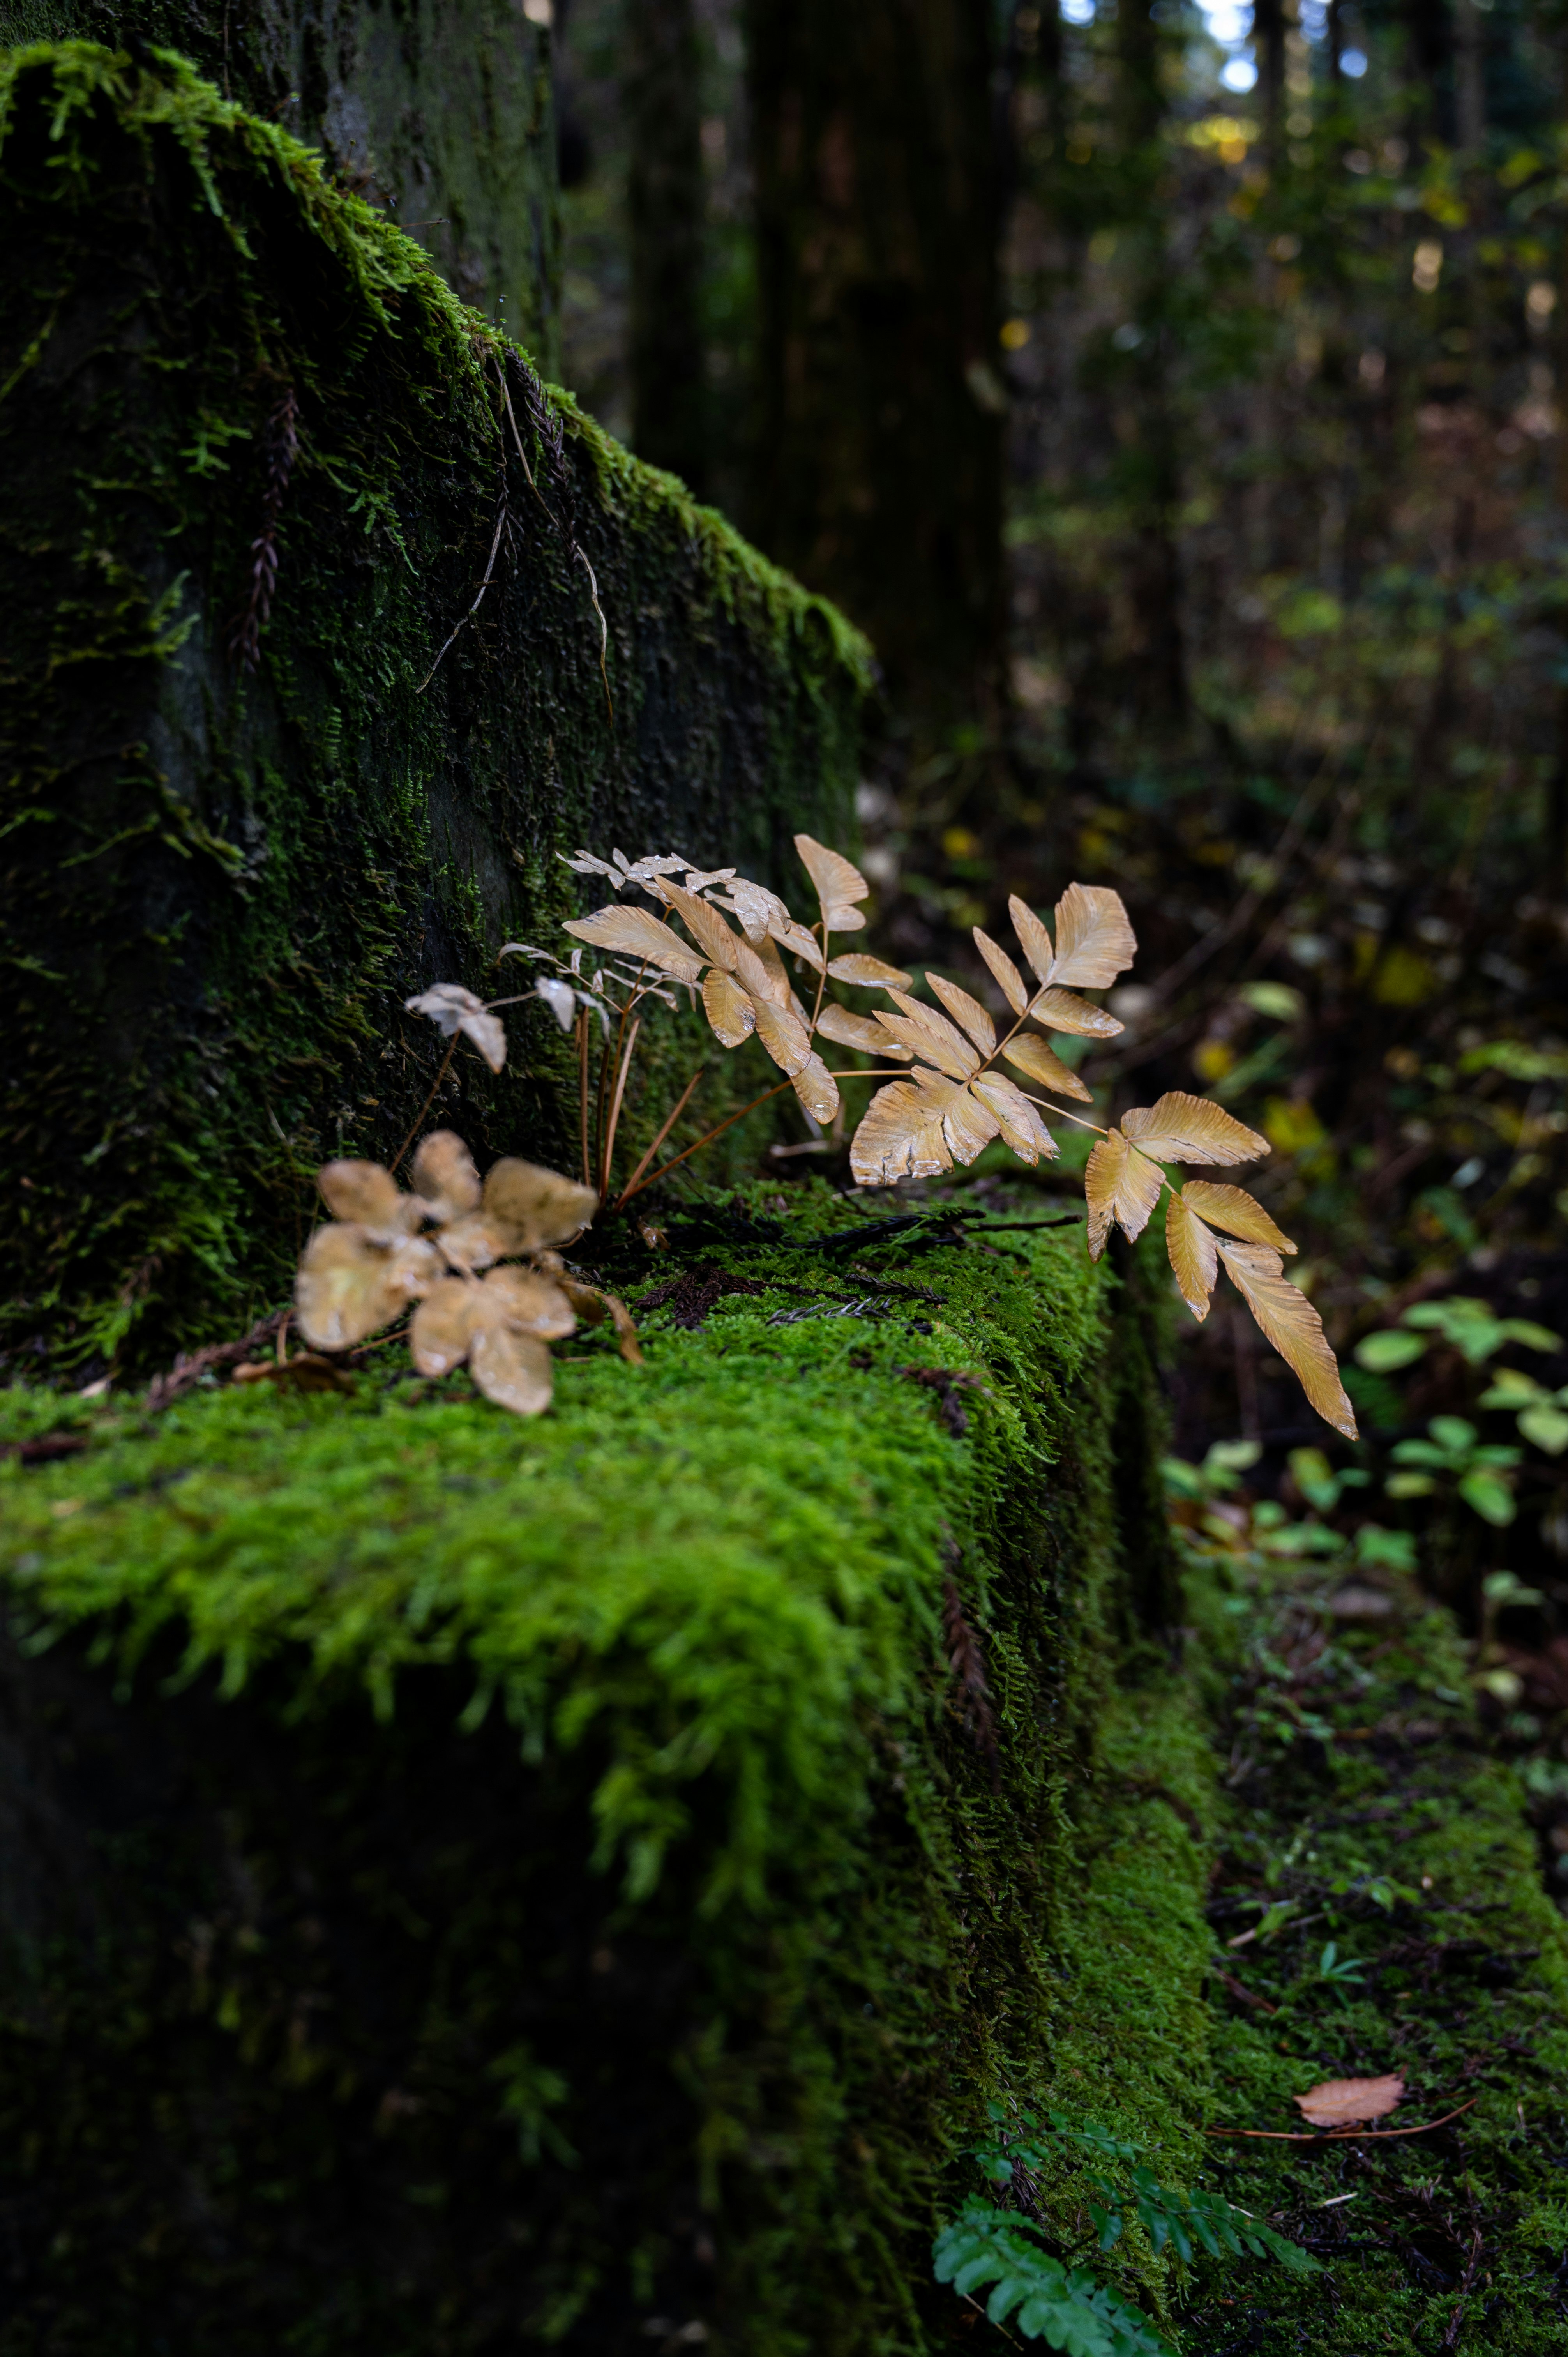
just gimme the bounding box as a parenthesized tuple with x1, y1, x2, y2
(1206, 2098, 1478, 2143)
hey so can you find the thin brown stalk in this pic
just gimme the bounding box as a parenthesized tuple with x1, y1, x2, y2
(614, 1065, 704, 1205)
(576, 546, 614, 725)
(417, 497, 507, 693)
(576, 1008, 592, 1188)
(496, 362, 559, 528)
(619, 1081, 793, 1205)
(599, 1016, 641, 1196)
(390, 1033, 459, 1173)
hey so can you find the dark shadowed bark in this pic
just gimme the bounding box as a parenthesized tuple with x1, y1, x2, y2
(745, 0, 1006, 749)
(623, 0, 710, 493)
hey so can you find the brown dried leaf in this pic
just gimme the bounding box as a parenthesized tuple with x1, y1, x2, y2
(404, 983, 508, 1072)
(1008, 892, 1056, 987)
(562, 903, 705, 984)
(973, 926, 1030, 1017)
(710, 875, 788, 943)
(1029, 986, 1125, 1040)
(411, 1275, 482, 1375)
(479, 1265, 578, 1338)
(928, 973, 997, 1057)
(480, 1160, 599, 1254)
(746, 931, 793, 1007)
(878, 988, 980, 1078)
(768, 913, 826, 970)
(1294, 2074, 1404, 2129)
(828, 952, 911, 988)
(317, 1159, 410, 1233)
(1085, 1133, 1165, 1258)
(657, 880, 743, 971)
(795, 833, 868, 931)
(1166, 1191, 1219, 1321)
(849, 1078, 953, 1184)
(1121, 1092, 1269, 1167)
(815, 1003, 913, 1058)
(1001, 1032, 1093, 1103)
(971, 1073, 1058, 1164)
(559, 1278, 644, 1364)
(751, 993, 814, 1076)
(702, 966, 757, 1048)
(790, 1051, 841, 1126)
(297, 1226, 440, 1350)
(1216, 1239, 1358, 1438)
(1179, 1180, 1295, 1253)
(468, 1323, 556, 1415)
(1048, 882, 1137, 989)
(913, 1069, 1000, 1165)
(410, 1131, 482, 1224)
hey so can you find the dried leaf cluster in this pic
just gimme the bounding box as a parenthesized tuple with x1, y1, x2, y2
(540, 837, 1355, 1434)
(292, 1132, 634, 1415)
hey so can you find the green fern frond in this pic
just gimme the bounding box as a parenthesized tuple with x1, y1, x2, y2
(932, 2201, 1176, 2357)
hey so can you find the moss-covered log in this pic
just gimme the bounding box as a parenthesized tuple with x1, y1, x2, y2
(0, 0, 562, 361)
(0, 44, 870, 1375)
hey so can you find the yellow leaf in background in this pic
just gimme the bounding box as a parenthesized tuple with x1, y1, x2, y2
(1166, 1191, 1219, 1320)
(876, 989, 980, 1079)
(927, 972, 998, 1056)
(1215, 1239, 1357, 1438)
(410, 1131, 482, 1225)
(849, 1078, 952, 1183)
(1192, 1037, 1236, 1084)
(816, 1003, 912, 1057)
(973, 925, 1030, 1016)
(790, 1052, 841, 1125)
(701, 966, 756, 1048)
(1121, 1092, 1268, 1165)
(1263, 1096, 1327, 1157)
(411, 1275, 481, 1375)
(317, 1159, 410, 1233)
(1028, 986, 1125, 1039)
(1002, 1032, 1093, 1103)
(795, 833, 869, 931)
(1180, 1180, 1296, 1253)
(562, 903, 705, 984)
(1085, 1132, 1165, 1258)
(829, 952, 912, 988)
(752, 994, 814, 1076)
(296, 1226, 440, 1350)
(971, 1072, 1058, 1163)
(1048, 882, 1138, 989)
(1370, 946, 1438, 1007)
(468, 1323, 556, 1416)
(1009, 892, 1057, 986)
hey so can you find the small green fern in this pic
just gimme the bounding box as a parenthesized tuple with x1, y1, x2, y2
(933, 2106, 1319, 2348)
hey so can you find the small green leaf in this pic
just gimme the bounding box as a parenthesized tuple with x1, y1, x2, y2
(1458, 1470, 1516, 1527)
(1354, 1329, 1427, 1371)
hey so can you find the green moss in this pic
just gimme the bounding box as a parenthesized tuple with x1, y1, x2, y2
(0, 42, 872, 1375)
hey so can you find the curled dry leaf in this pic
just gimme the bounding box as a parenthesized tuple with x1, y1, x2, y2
(1085, 1132, 1165, 1257)
(404, 983, 508, 1072)
(702, 966, 756, 1048)
(1166, 1190, 1220, 1320)
(1029, 986, 1125, 1040)
(816, 1003, 913, 1058)
(973, 926, 1030, 1017)
(927, 973, 997, 1057)
(795, 832, 869, 931)
(1001, 1032, 1092, 1103)
(1216, 1239, 1358, 1438)
(1047, 881, 1138, 989)
(1008, 893, 1057, 988)
(562, 903, 705, 985)
(1179, 1180, 1295, 1253)
(1294, 2075, 1404, 2129)
(476, 1159, 599, 1256)
(710, 876, 788, 942)
(411, 1274, 480, 1375)
(470, 1323, 556, 1416)
(657, 879, 743, 973)
(751, 994, 814, 1077)
(534, 975, 577, 1032)
(559, 1277, 644, 1364)
(827, 952, 911, 988)
(413, 1267, 577, 1413)
(790, 1051, 841, 1125)
(411, 1130, 482, 1225)
(876, 991, 980, 1080)
(296, 1226, 440, 1350)
(971, 1073, 1056, 1163)
(850, 1078, 950, 1184)
(770, 913, 826, 969)
(1120, 1093, 1268, 1166)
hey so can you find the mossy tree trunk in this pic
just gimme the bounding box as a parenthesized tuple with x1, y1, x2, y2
(744, 0, 1006, 755)
(0, 0, 562, 367)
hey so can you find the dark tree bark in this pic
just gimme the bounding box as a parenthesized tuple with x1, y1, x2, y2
(1253, 0, 1286, 168)
(623, 0, 710, 493)
(745, 0, 1006, 749)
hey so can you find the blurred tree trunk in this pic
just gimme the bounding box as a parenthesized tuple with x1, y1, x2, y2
(1114, 0, 1187, 725)
(1254, 0, 1286, 167)
(745, 0, 1006, 753)
(624, 0, 709, 494)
